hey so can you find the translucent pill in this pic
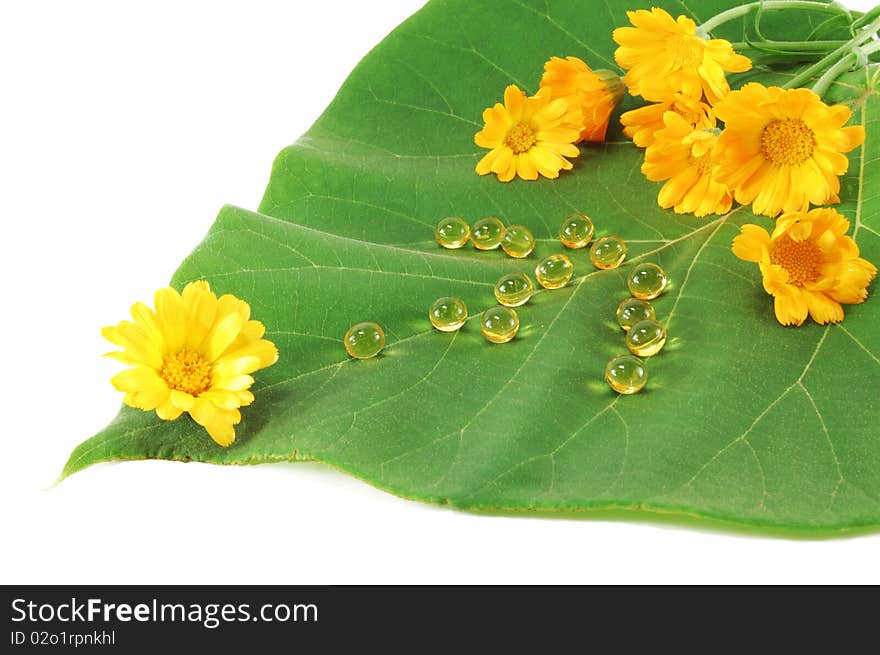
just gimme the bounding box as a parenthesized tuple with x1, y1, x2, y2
(434, 217, 470, 249)
(472, 216, 505, 250)
(615, 298, 656, 331)
(429, 296, 468, 332)
(481, 306, 520, 343)
(535, 253, 574, 289)
(605, 354, 647, 394)
(626, 319, 667, 357)
(344, 322, 386, 359)
(627, 262, 668, 300)
(558, 213, 595, 249)
(500, 224, 536, 258)
(589, 235, 627, 269)
(494, 272, 534, 307)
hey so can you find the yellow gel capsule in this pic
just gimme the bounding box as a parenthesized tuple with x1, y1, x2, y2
(429, 296, 468, 332)
(615, 297, 656, 331)
(481, 306, 520, 343)
(494, 272, 534, 307)
(500, 224, 536, 258)
(344, 322, 386, 359)
(434, 216, 470, 248)
(589, 235, 627, 269)
(626, 319, 667, 357)
(605, 354, 647, 395)
(472, 216, 505, 250)
(627, 262, 668, 300)
(535, 253, 574, 289)
(558, 213, 595, 249)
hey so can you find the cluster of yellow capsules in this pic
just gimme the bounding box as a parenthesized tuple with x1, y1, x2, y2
(435, 215, 534, 258)
(434, 216, 536, 344)
(426, 213, 630, 345)
(605, 262, 669, 395)
(342, 213, 634, 359)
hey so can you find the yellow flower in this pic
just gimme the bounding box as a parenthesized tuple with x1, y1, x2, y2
(621, 91, 714, 148)
(475, 84, 581, 182)
(102, 281, 278, 446)
(642, 112, 732, 217)
(613, 7, 751, 103)
(714, 83, 865, 217)
(732, 208, 876, 326)
(538, 56, 625, 143)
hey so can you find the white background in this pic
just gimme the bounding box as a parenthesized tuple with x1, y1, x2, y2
(2, 0, 878, 585)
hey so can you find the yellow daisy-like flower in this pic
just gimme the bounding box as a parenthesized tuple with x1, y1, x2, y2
(642, 112, 732, 217)
(538, 56, 625, 143)
(103, 281, 279, 446)
(732, 208, 876, 326)
(714, 84, 866, 218)
(475, 84, 581, 182)
(613, 7, 751, 103)
(621, 91, 714, 148)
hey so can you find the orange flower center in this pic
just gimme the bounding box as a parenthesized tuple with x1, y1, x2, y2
(506, 122, 536, 154)
(668, 37, 703, 68)
(161, 349, 212, 395)
(761, 119, 816, 166)
(770, 235, 823, 286)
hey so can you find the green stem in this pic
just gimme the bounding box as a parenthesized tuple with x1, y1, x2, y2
(782, 14, 880, 88)
(811, 52, 857, 96)
(731, 39, 847, 53)
(853, 4, 880, 29)
(697, 1, 848, 37)
(783, 41, 859, 88)
(809, 41, 880, 96)
(865, 40, 880, 55)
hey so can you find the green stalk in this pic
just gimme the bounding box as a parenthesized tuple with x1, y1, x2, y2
(853, 4, 880, 29)
(696, 1, 848, 37)
(783, 40, 860, 88)
(810, 40, 880, 96)
(810, 52, 858, 96)
(782, 14, 880, 88)
(730, 40, 849, 52)
(731, 39, 847, 54)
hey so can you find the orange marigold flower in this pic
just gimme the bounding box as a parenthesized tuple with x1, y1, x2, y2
(538, 56, 625, 143)
(621, 91, 714, 148)
(642, 112, 732, 217)
(474, 84, 581, 182)
(613, 7, 751, 103)
(714, 83, 866, 217)
(732, 208, 876, 326)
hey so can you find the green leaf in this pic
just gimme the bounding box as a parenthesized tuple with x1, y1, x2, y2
(62, 0, 880, 534)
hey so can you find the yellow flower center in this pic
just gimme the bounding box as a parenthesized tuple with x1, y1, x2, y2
(160, 349, 212, 395)
(506, 122, 536, 154)
(761, 119, 816, 166)
(668, 37, 703, 68)
(770, 235, 823, 286)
